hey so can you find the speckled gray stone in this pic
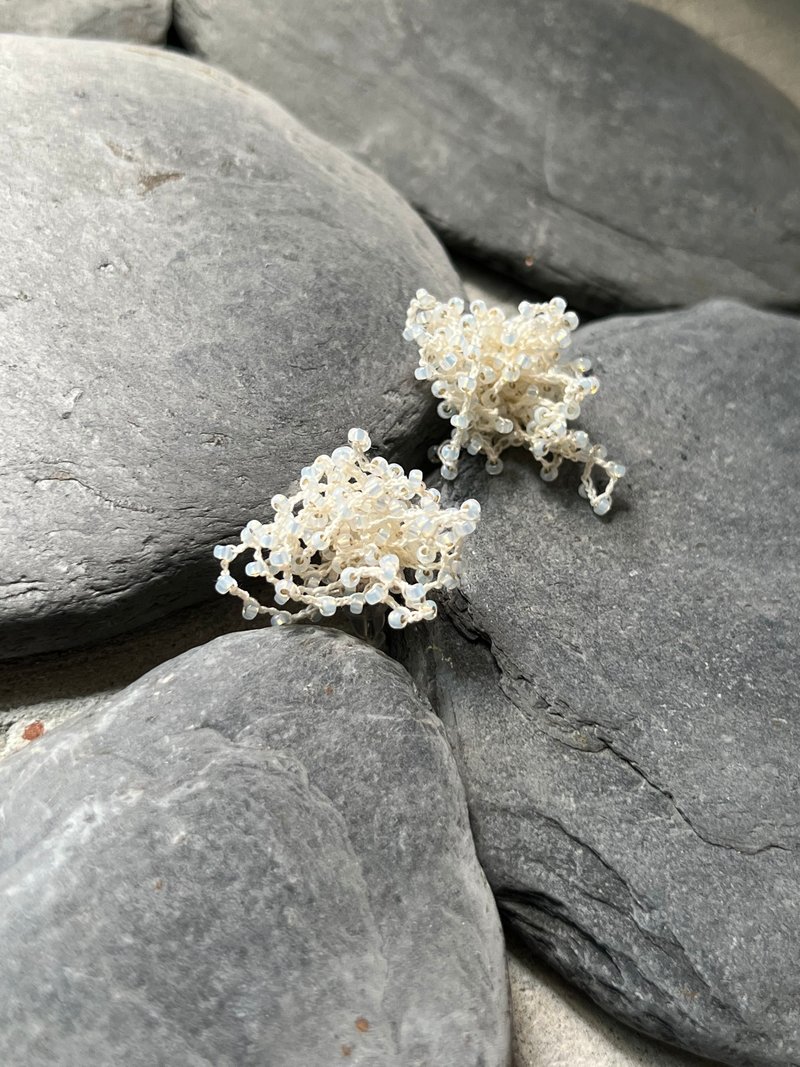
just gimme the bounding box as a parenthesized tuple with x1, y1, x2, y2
(0, 599, 272, 761)
(401, 301, 800, 1066)
(0, 36, 458, 659)
(0, 1, 170, 42)
(0, 627, 510, 1067)
(173, 0, 800, 315)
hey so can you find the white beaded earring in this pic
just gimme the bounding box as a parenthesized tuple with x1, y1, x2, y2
(214, 428, 480, 629)
(405, 290, 625, 515)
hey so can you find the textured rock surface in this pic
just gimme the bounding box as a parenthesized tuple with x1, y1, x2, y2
(0, 600, 271, 761)
(401, 301, 800, 1066)
(0, 1, 170, 42)
(0, 36, 458, 659)
(638, 0, 800, 109)
(0, 627, 510, 1067)
(509, 939, 718, 1067)
(173, 0, 800, 314)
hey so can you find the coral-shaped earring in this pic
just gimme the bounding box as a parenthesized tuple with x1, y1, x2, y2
(214, 428, 480, 628)
(405, 290, 625, 515)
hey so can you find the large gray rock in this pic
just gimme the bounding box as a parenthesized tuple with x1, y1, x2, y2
(173, 0, 800, 315)
(0, 1, 170, 43)
(0, 626, 510, 1067)
(0, 36, 458, 659)
(401, 301, 800, 1066)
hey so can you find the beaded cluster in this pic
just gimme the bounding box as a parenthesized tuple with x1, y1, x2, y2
(405, 290, 625, 514)
(213, 428, 480, 629)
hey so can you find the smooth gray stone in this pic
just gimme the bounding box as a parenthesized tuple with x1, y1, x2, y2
(401, 301, 800, 1066)
(173, 0, 800, 315)
(0, 627, 511, 1067)
(0, 1, 170, 43)
(0, 36, 458, 659)
(0, 599, 272, 761)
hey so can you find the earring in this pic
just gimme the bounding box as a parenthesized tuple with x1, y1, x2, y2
(405, 290, 625, 515)
(214, 428, 480, 629)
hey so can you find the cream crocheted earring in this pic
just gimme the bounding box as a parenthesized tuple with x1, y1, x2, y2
(213, 428, 480, 628)
(405, 290, 625, 515)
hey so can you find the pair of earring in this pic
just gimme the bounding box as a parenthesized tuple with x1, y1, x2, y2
(214, 290, 624, 630)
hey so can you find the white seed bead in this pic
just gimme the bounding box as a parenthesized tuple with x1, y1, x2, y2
(347, 427, 371, 451)
(387, 609, 408, 629)
(319, 596, 337, 617)
(340, 567, 359, 590)
(549, 418, 567, 437)
(379, 553, 399, 576)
